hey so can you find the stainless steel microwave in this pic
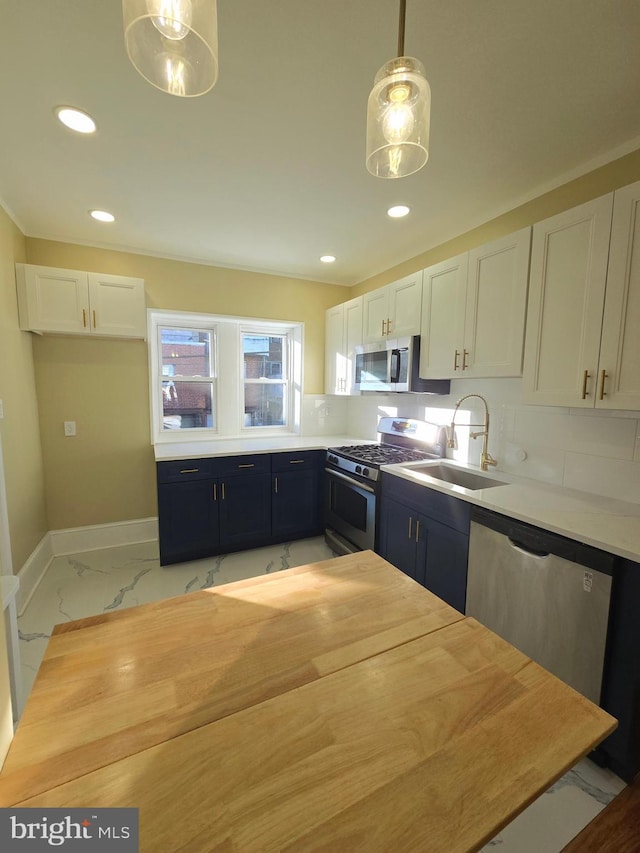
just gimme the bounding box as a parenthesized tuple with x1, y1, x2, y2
(354, 336, 450, 394)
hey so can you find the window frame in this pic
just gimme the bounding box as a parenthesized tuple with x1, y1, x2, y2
(148, 309, 303, 444)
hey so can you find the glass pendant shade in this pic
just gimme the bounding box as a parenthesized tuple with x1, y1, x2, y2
(123, 0, 218, 97)
(366, 56, 430, 179)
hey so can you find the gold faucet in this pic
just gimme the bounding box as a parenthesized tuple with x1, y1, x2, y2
(448, 393, 498, 471)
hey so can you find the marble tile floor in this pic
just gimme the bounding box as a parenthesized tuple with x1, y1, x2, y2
(17, 537, 625, 851)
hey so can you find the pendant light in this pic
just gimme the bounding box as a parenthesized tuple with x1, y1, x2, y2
(123, 0, 218, 97)
(366, 0, 430, 178)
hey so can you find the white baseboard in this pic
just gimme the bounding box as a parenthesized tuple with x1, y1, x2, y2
(16, 517, 159, 616)
(49, 517, 158, 557)
(16, 534, 53, 616)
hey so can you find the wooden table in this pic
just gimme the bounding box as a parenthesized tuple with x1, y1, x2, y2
(0, 551, 616, 851)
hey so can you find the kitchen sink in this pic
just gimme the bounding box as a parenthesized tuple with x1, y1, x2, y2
(407, 463, 507, 491)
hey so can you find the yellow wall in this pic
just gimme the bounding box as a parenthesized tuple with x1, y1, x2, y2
(0, 204, 47, 756)
(351, 148, 640, 296)
(24, 240, 347, 530)
(0, 206, 48, 569)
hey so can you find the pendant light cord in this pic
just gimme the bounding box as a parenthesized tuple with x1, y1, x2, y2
(397, 0, 406, 56)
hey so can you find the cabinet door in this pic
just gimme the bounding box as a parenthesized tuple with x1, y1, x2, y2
(419, 254, 468, 378)
(157, 479, 218, 565)
(272, 468, 322, 540)
(88, 273, 147, 339)
(597, 180, 640, 410)
(388, 272, 423, 337)
(522, 195, 613, 406)
(363, 287, 390, 342)
(419, 515, 469, 613)
(219, 473, 271, 549)
(378, 496, 421, 584)
(464, 228, 531, 378)
(325, 297, 363, 395)
(343, 296, 363, 395)
(16, 264, 90, 335)
(325, 303, 345, 394)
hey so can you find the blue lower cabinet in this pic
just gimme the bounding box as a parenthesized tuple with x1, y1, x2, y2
(219, 473, 272, 549)
(158, 479, 219, 565)
(378, 496, 424, 584)
(378, 473, 470, 612)
(420, 515, 469, 613)
(272, 467, 323, 540)
(156, 451, 325, 566)
(598, 557, 640, 782)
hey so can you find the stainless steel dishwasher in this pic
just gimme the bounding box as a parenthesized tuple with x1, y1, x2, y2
(466, 506, 614, 705)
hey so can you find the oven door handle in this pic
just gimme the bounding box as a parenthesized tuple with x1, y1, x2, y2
(325, 467, 376, 494)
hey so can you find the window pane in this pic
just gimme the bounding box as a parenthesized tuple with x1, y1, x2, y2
(163, 381, 214, 430)
(244, 384, 285, 427)
(161, 328, 212, 378)
(243, 334, 284, 379)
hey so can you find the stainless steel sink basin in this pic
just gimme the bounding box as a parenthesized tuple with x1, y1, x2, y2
(407, 463, 506, 490)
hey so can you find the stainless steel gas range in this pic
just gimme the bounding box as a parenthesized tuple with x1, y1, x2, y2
(324, 417, 447, 555)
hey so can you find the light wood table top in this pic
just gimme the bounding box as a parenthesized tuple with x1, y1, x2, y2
(0, 551, 616, 851)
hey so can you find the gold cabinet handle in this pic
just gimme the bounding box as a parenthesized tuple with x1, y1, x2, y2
(180, 468, 199, 474)
(238, 463, 255, 468)
(274, 476, 278, 494)
(581, 370, 591, 399)
(386, 318, 392, 333)
(454, 349, 460, 371)
(462, 349, 469, 370)
(382, 319, 387, 336)
(92, 309, 97, 328)
(415, 519, 420, 543)
(221, 482, 226, 500)
(408, 516, 413, 539)
(213, 483, 217, 501)
(599, 369, 609, 400)
(82, 308, 87, 328)
(289, 459, 305, 464)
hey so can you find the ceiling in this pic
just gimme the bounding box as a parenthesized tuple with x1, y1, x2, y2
(1, 1, 639, 287)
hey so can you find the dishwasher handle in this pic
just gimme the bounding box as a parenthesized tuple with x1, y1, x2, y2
(507, 537, 550, 559)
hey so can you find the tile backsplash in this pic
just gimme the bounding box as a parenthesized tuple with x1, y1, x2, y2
(308, 378, 640, 505)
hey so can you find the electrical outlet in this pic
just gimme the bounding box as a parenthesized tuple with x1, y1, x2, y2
(64, 421, 76, 437)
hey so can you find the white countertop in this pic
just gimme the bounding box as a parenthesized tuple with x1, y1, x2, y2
(154, 435, 373, 462)
(383, 460, 640, 563)
(155, 438, 640, 563)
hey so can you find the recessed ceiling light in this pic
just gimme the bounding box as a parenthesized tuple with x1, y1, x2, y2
(89, 209, 115, 223)
(387, 205, 411, 218)
(54, 106, 97, 134)
(320, 255, 336, 263)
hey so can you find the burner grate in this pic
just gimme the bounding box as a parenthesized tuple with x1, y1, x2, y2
(331, 444, 435, 466)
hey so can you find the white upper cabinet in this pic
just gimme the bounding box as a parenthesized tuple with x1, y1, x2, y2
(522, 194, 617, 407)
(88, 273, 147, 338)
(598, 181, 640, 410)
(325, 296, 363, 395)
(420, 228, 531, 379)
(362, 272, 423, 342)
(419, 253, 468, 377)
(16, 264, 146, 339)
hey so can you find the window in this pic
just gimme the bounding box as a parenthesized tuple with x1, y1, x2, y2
(159, 326, 215, 431)
(242, 332, 287, 427)
(148, 310, 303, 443)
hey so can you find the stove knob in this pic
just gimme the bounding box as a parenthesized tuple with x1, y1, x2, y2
(362, 467, 370, 478)
(355, 465, 362, 475)
(328, 454, 338, 464)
